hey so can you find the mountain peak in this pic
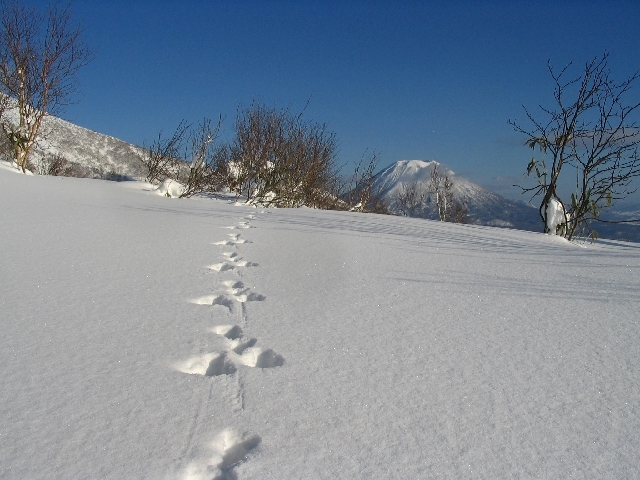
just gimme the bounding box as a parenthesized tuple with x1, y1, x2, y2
(373, 159, 540, 230)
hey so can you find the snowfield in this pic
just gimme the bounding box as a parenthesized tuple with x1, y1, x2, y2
(1, 163, 639, 479)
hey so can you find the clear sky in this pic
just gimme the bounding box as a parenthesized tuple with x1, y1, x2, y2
(24, 0, 640, 201)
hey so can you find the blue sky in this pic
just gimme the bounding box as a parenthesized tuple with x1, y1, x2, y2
(26, 0, 640, 201)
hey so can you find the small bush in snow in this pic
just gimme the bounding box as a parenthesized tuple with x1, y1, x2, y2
(340, 151, 389, 214)
(394, 180, 426, 217)
(140, 120, 190, 185)
(227, 101, 342, 209)
(140, 118, 227, 198)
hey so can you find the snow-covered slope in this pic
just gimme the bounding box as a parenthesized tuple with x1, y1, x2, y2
(39, 115, 146, 178)
(2, 104, 146, 179)
(373, 159, 540, 230)
(2, 163, 639, 479)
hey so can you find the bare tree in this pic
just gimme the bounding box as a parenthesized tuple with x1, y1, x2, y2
(429, 163, 454, 221)
(394, 180, 425, 217)
(0, 90, 10, 160)
(340, 151, 389, 214)
(510, 53, 640, 239)
(140, 120, 190, 184)
(0, 1, 93, 172)
(178, 116, 227, 198)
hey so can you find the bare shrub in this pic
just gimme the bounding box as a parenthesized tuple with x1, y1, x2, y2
(449, 199, 469, 224)
(29, 153, 91, 177)
(143, 103, 389, 212)
(140, 117, 227, 197)
(102, 171, 133, 182)
(339, 152, 389, 214)
(140, 120, 190, 184)
(42, 153, 68, 176)
(394, 180, 425, 217)
(177, 117, 227, 198)
(227, 102, 340, 208)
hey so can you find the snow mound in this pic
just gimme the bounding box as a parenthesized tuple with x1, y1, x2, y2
(546, 198, 571, 235)
(156, 178, 185, 197)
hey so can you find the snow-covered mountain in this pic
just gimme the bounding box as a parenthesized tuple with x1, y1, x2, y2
(373, 159, 540, 231)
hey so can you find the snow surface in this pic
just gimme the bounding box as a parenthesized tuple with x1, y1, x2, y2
(1, 163, 640, 479)
(156, 178, 187, 198)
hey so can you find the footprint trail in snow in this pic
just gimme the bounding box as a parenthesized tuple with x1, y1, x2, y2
(178, 214, 280, 479)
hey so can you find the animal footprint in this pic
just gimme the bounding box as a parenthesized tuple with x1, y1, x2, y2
(222, 222, 253, 230)
(177, 324, 283, 377)
(211, 325, 257, 354)
(213, 234, 251, 246)
(228, 337, 257, 355)
(207, 262, 236, 272)
(234, 291, 265, 303)
(204, 352, 238, 377)
(192, 282, 266, 310)
(191, 294, 235, 311)
(239, 347, 285, 368)
(235, 259, 258, 267)
(214, 429, 261, 470)
(183, 429, 261, 480)
(221, 280, 265, 300)
(174, 351, 237, 377)
(217, 324, 284, 369)
(212, 324, 244, 340)
(207, 258, 258, 272)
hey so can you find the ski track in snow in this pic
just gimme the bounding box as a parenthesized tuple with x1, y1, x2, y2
(179, 213, 283, 479)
